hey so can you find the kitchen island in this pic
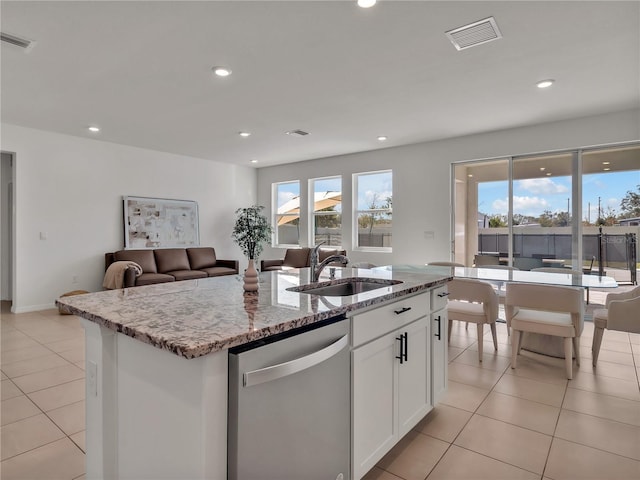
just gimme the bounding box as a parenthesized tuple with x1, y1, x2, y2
(57, 266, 451, 480)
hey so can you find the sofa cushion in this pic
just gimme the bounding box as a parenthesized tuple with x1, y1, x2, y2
(115, 250, 157, 273)
(283, 248, 311, 268)
(201, 266, 237, 277)
(187, 247, 217, 269)
(168, 270, 208, 281)
(135, 273, 175, 286)
(154, 249, 191, 273)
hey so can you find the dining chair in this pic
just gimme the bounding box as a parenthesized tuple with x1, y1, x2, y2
(427, 261, 465, 267)
(532, 267, 591, 304)
(478, 265, 519, 307)
(447, 278, 499, 362)
(592, 286, 640, 366)
(505, 283, 583, 379)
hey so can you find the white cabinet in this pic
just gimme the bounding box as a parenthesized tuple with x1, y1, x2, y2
(351, 293, 431, 480)
(430, 285, 449, 405)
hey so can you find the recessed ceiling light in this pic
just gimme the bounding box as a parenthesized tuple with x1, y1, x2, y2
(239, 132, 251, 137)
(212, 66, 232, 77)
(602, 161, 611, 165)
(467, 174, 473, 178)
(536, 79, 555, 89)
(87, 126, 100, 133)
(539, 167, 546, 171)
(377, 136, 388, 141)
(546, 172, 552, 176)
(357, 0, 376, 8)
(603, 167, 611, 171)
(250, 159, 258, 164)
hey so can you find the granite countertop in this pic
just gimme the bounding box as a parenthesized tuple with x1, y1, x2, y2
(56, 266, 451, 359)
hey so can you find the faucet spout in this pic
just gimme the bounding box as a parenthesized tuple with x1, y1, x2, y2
(311, 250, 349, 282)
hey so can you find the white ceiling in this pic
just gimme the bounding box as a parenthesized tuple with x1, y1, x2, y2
(1, 1, 639, 168)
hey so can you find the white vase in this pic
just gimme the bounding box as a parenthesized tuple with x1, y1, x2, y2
(243, 259, 259, 292)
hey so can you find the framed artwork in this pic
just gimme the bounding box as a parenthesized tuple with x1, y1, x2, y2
(123, 196, 200, 249)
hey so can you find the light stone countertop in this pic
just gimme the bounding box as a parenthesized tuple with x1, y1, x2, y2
(56, 266, 451, 359)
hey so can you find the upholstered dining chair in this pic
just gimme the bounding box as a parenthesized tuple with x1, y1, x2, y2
(478, 264, 519, 307)
(531, 267, 591, 303)
(447, 278, 499, 362)
(592, 286, 640, 366)
(505, 283, 584, 379)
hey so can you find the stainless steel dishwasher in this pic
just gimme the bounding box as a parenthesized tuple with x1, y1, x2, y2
(228, 316, 350, 480)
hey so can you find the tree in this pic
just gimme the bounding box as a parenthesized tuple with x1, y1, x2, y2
(488, 214, 507, 228)
(620, 185, 640, 218)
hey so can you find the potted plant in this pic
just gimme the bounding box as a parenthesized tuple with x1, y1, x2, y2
(232, 205, 273, 292)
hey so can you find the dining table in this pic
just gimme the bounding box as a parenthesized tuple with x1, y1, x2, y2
(373, 264, 619, 358)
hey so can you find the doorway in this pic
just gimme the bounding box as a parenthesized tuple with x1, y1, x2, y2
(1, 151, 15, 306)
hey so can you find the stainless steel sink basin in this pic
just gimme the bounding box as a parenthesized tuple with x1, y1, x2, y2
(287, 278, 402, 297)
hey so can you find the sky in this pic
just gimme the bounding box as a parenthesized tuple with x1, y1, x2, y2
(479, 170, 640, 221)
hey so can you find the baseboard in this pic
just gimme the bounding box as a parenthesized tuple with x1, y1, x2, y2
(11, 302, 56, 314)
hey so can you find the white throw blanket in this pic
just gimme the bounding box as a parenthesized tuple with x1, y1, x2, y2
(103, 261, 143, 290)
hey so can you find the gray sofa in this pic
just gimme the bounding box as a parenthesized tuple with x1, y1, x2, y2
(105, 247, 238, 287)
(260, 248, 347, 272)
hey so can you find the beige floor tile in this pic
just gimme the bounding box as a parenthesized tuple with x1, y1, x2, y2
(476, 391, 561, 435)
(1, 379, 23, 401)
(448, 333, 478, 349)
(600, 338, 633, 354)
(454, 415, 552, 474)
(448, 345, 464, 362)
(599, 330, 633, 343)
(563, 388, 640, 426)
(12, 363, 85, 394)
(1, 370, 7, 380)
(1, 354, 71, 378)
(43, 337, 84, 353)
(0, 344, 54, 365)
(47, 400, 85, 435)
(580, 346, 634, 366)
(75, 361, 85, 371)
(377, 431, 449, 480)
(451, 348, 511, 372)
(569, 369, 640, 402)
(505, 351, 569, 385)
(69, 430, 85, 453)
(57, 347, 85, 364)
(362, 466, 403, 480)
(0, 413, 65, 460)
(494, 374, 566, 407)
(589, 359, 638, 382)
(1, 333, 41, 353)
(1, 395, 40, 426)
(426, 444, 540, 480)
(466, 340, 512, 358)
(545, 437, 640, 480)
(27, 378, 85, 412)
(555, 409, 640, 461)
(447, 362, 503, 390)
(629, 333, 640, 345)
(414, 404, 472, 443)
(23, 327, 81, 344)
(0, 437, 85, 480)
(440, 380, 490, 412)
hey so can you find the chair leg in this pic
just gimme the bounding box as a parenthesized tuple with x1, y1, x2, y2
(586, 287, 590, 305)
(592, 327, 604, 366)
(476, 323, 484, 362)
(511, 330, 520, 369)
(564, 337, 573, 380)
(448, 319, 453, 343)
(517, 330, 524, 353)
(465, 321, 469, 330)
(573, 336, 581, 366)
(490, 323, 498, 351)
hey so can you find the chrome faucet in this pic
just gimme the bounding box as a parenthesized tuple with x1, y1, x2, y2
(310, 243, 349, 282)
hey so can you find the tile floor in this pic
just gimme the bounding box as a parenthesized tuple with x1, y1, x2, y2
(1, 293, 639, 480)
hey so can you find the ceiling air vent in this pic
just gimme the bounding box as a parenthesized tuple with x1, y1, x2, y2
(1, 32, 36, 52)
(286, 130, 309, 137)
(445, 17, 502, 51)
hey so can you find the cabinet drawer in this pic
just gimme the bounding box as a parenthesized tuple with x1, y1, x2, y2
(352, 293, 429, 347)
(431, 285, 449, 312)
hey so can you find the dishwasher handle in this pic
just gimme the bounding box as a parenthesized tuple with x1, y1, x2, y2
(243, 334, 349, 388)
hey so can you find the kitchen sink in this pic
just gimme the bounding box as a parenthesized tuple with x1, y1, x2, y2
(287, 278, 402, 297)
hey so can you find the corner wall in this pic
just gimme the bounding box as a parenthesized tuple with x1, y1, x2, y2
(257, 109, 640, 267)
(1, 124, 257, 312)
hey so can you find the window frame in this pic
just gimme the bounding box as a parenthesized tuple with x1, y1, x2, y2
(352, 169, 393, 252)
(272, 180, 301, 247)
(308, 175, 343, 248)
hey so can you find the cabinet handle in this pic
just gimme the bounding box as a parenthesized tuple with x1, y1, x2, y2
(395, 335, 404, 364)
(394, 307, 412, 315)
(437, 292, 450, 298)
(435, 315, 441, 340)
(403, 332, 408, 362)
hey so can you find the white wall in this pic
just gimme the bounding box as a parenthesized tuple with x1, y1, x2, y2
(257, 109, 640, 267)
(1, 124, 257, 312)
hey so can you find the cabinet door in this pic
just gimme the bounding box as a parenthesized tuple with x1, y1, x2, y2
(397, 316, 431, 437)
(352, 332, 397, 480)
(431, 309, 448, 405)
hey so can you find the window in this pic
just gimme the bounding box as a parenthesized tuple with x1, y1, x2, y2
(309, 176, 342, 247)
(353, 170, 392, 250)
(273, 181, 300, 246)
